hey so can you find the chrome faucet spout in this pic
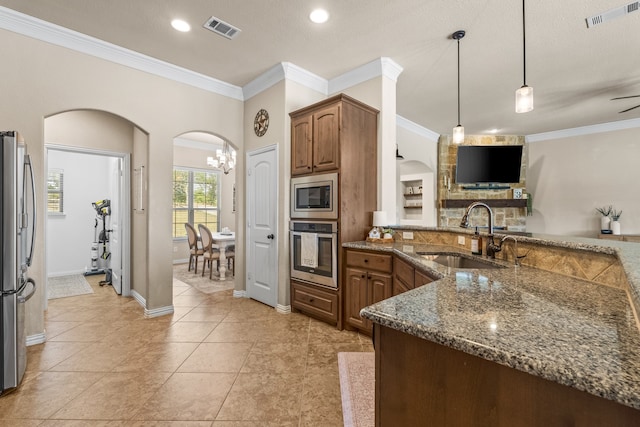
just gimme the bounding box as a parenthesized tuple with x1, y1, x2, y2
(500, 235, 525, 266)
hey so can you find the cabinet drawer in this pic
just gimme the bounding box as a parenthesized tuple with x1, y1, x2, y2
(394, 257, 414, 289)
(291, 281, 338, 322)
(346, 250, 392, 272)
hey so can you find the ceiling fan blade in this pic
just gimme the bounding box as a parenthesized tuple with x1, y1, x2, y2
(618, 104, 640, 113)
(611, 95, 640, 100)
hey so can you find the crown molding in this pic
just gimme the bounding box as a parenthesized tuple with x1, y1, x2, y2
(526, 118, 640, 143)
(397, 115, 440, 141)
(0, 6, 244, 100)
(243, 62, 327, 100)
(329, 57, 403, 94)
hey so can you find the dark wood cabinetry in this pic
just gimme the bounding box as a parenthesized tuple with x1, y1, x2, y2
(291, 280, 338, 324)
(289, 94, 379, 329)
(344, 250, 392, 334)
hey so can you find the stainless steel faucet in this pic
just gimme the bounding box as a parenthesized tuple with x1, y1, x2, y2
(459, 201, 501, 258)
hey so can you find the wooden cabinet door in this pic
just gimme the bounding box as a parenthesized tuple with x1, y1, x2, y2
(312, 103, 340, 172)
(291, 114, 313, 176)
(415, 270, 435, 288)
(345, 267, 369, 329)
(393, 276, 412, 296)
(369, 272, 393, 305)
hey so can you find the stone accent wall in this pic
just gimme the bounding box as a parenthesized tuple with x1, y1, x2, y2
(438, 135, 527, 230)
(392, 229, 629, 291)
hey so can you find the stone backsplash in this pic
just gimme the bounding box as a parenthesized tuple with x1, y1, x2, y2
(391, 229, 629, 291)
(438, 135, 527, 230)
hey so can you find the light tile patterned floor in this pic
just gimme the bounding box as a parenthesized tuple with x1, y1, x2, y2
(0, 270, 373, 426)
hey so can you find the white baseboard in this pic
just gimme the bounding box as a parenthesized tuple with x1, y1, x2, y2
(276, 304, 291, 314)
(26, 332, 46, 346)
(173, 258, 189, 265)
(131, 289, 145, 308)
(144, 305, 174, 318)
(233, 289, 247, 298)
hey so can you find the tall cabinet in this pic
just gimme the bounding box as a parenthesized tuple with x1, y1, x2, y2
(289, 94, 378, 329)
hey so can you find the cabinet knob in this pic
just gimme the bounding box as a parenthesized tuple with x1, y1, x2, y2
(361, 274, 365, 278)
(364, 259, 369, 263)
(307, 166, 311, 169)
(309, 298, 315, 303)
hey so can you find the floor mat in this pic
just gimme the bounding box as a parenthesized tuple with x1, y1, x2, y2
(173, 263, 235, 294)
(48, 274, 94, 299)
(338, 352, 375, 427)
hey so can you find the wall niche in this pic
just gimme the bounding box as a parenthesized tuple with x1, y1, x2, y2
(438, 135, 528, 231)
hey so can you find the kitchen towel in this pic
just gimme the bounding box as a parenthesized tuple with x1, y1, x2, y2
(300, 233, 318, 268)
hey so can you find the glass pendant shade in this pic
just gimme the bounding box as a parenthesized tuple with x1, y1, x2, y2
(452, 125, 464, 144)
(516, 85, 534, 113)
(207, 141, 237, 174)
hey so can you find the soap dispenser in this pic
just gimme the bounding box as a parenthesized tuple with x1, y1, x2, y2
(471, 227, 483, 255)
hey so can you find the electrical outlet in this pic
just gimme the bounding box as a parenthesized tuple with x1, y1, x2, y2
(458, 236, 465, 245)
(173, 246, 178, 252)
(402, 231, 414, 240)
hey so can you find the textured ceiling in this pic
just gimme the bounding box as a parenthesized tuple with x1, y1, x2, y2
(1, 0, 639, 136)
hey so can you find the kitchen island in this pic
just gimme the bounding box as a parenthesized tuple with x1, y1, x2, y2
(349, 231, 640, 426)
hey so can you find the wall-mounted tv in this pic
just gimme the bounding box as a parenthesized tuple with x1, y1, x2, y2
(455, 145, 523, 184)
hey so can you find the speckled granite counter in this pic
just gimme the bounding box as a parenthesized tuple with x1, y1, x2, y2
(349, 237, 640, 410)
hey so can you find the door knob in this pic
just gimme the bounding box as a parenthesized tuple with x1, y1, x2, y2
(267, 234, 275, 239)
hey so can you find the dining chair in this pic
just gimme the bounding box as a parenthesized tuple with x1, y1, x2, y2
(198, 224, 221, 279)
(184, 223, 203, 273)
(225, 244, 235, 275)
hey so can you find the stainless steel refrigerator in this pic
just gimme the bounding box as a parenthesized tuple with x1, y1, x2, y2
(1, 131, 37, 397)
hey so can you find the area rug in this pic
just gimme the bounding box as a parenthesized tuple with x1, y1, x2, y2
(338, 352, 375, 427)
(48, 274, 94, 299)
(173, 263, 235, 294)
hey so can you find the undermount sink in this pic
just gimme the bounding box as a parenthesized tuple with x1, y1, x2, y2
(417, 252, 505, 270)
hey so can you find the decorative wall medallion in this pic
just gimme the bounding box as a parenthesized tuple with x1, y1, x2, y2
(254, 108, 269, 137)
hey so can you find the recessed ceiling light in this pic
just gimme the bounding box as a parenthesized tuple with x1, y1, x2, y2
(487, 128, 500, 134)
(309, 9, 330, 24)
(171, 19, 191, 32)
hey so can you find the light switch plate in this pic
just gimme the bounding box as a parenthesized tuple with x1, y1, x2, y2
(458, 236, 465, 245)
(402, 231, 414, 240)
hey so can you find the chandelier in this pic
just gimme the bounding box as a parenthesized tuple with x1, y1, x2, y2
(207, 141, 236, 174)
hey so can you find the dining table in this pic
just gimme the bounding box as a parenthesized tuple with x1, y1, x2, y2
(211, 231, 235, 281)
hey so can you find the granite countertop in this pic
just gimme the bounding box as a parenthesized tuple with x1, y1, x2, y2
(349, 238, 640, 410)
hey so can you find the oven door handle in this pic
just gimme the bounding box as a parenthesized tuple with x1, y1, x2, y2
(291, 231, 335, 239)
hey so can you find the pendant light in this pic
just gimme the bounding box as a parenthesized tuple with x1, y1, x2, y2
(452, 30, 465, 144)
(515, 0, 534, 113)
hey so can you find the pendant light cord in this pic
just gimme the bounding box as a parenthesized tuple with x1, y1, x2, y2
(457, 37, 461, 126)
(522, 0, 527, 86)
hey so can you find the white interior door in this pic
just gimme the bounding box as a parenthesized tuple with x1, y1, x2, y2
(246, 145, 278, 307)
(108, 157, 122, 295)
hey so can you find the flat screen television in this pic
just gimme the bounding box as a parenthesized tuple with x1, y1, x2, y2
(455, 145, 523, 184)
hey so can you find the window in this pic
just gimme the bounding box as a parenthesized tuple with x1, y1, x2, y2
(47, 169, 64, 214)
(173, 168, 220, 238)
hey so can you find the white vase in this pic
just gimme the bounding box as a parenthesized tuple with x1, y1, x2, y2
(611, 220, 621, 235)
(600, 216, 611, 232)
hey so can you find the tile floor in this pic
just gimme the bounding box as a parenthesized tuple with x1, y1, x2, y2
(0, 270, 373, 426)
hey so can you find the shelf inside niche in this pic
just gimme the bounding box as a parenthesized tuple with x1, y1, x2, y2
(441, 199, 527, 209)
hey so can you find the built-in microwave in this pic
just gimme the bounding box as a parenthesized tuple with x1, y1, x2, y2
(290, 172, 338, 219)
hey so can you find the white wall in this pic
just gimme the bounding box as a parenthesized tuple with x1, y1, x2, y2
(47, 151, 111, 276)
(527, 126, 640, 236)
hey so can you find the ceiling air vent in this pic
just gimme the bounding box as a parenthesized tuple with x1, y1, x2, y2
(586, 1, 639, 28)
(203, 16, 241, 39)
